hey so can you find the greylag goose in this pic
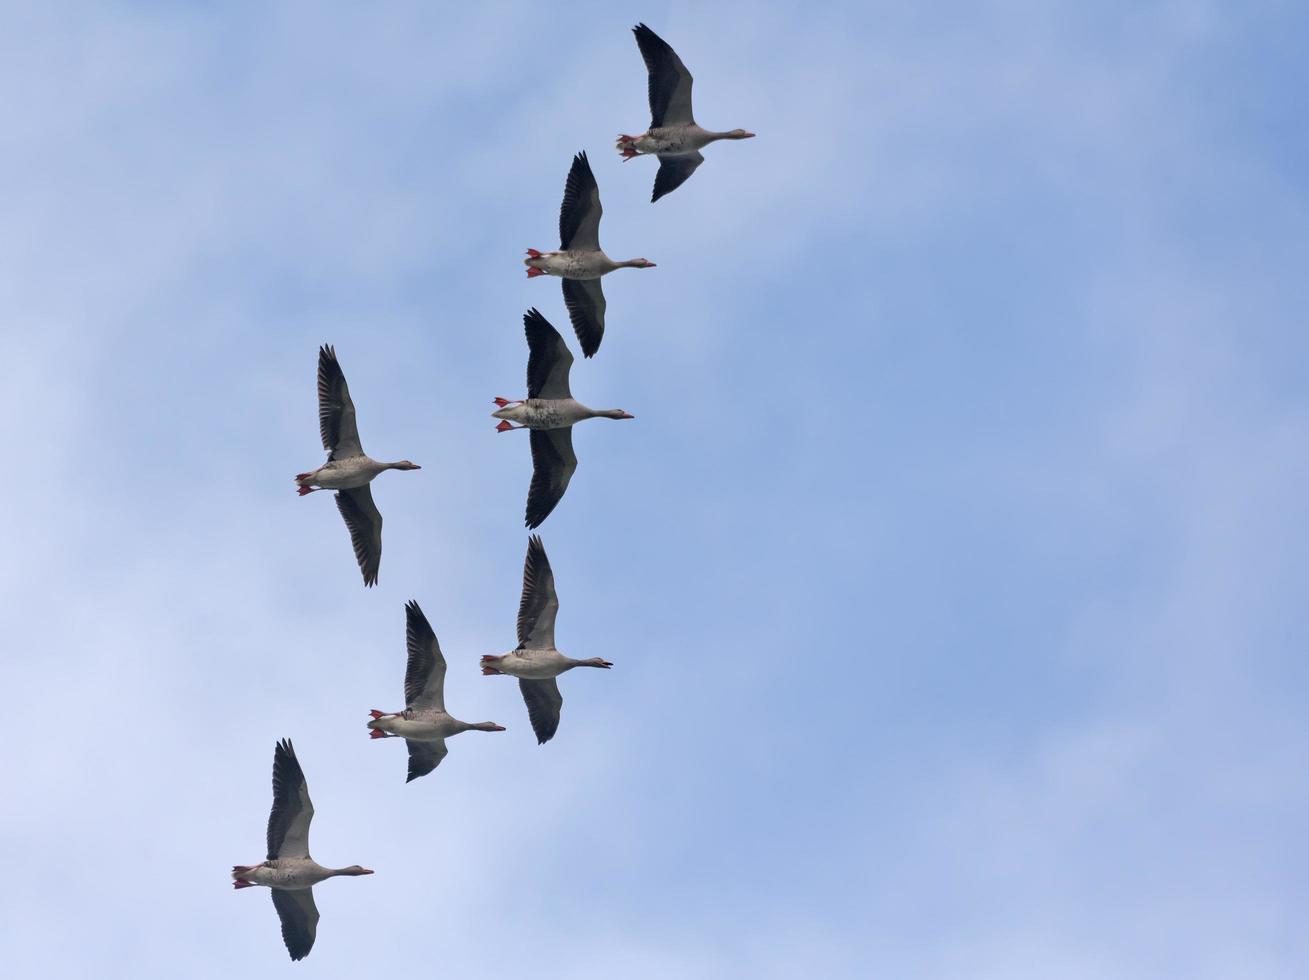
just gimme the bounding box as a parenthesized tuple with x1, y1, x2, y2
(294, 345, 420, 587)
(367, 600, 506, 782)
(481, 535, 612, 744)
(492, 309, 635, 528)
(524, 150, 655, 357)
(231, 739, 373, 961)
(617, 23, 755, 202)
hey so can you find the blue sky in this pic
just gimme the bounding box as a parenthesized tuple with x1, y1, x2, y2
(3, 1, 1308, 976)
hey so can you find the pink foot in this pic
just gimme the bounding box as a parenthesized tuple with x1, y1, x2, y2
(296, 485, 316, 496)
(526, 267, 546, 278)
(233, 879, 256, 889)
(525, 248, 542, 258)
(481, 667, 504, 676)
(293, 472, 313, 481)
(620, 149, 638, 161)
(369, 729, 391, 739)
(369, 710, 387, 720)
(495, 420, 519, 432)
(494, 397, 522, 408)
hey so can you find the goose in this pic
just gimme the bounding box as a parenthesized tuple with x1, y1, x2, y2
(367, 600, 507, 782)
(493, 308, 635, 528)
(617, 23, 755, 202)
(524, 150, 655, 357)
(481, 535, 612, 744)
(231, 739, 373, 961)
(294, 345, 421, 587)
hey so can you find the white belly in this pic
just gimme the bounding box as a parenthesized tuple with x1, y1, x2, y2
(372, 713, 459, 739)
(310, 458, 378, 489)
(246, 860, 329, 889)
(496, 649, 569, 679)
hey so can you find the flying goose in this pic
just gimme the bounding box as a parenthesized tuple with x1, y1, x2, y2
(367, 600, 507, 782)
(481, 535, 612, 744)
(493, 309, 635, 528)
(294, 345, 421, 586)
(524, 150, 655, 357)
(231, 739, 373, 961)
(617, 23, 755, 202)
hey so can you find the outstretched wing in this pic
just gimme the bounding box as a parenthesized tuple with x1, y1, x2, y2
(519, 679, 563, 744)
(560, 277, 607, 359)
(267, 739, 314, 861)
(270, 888, 319, 962)
(526, 427, 577, 529)
(652, 151, 704, 203)
(404, 739, 449, 783)
(317, 345, 364, 459)
(517, 535, 560, 650)
(525, 308, 575, 399)
(559, 151, 603, 252)
(634, 23, 695, 128)
(335, 486, 383, 587)
(403, 600, 446, 712)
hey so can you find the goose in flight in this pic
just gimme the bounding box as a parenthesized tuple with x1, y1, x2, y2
(481, 535, 612, 744)
(231, 739, 373, 961)
(493, 309, 635, 528)
(524, 150, 655, 357)
(294, 345, 421, 586)
(367, 600, 507, 782)
(617, 23, 755, 202)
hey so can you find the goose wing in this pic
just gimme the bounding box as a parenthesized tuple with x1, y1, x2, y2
(652, 151, 704, 203)
(403, 600, 446, 712)
(634, 23, 695, 128)
(519, 678, 563, 745)
(270, 888, 319, 962)
(526, 427, 577, 530)
(560, 277, 607, 359)
(404, 739, 449, 783)
(559, 151, 602, 252)
(525, 308, 575, 399)
(317, 345, 364, 460)
(266, 739, 314, 861)
(517, 534, 560, 650)
(335, 486, 383, 587)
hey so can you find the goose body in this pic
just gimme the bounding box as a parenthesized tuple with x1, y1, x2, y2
(296, 454, 393, 491)
(294, 345, 421, 587)
(481, 536, 613, 744)
(493, 309, 634, 528)
(367, 601, 506, 783)
(524, 151, 654, 357)
(617, 23, 755, 202)
(231, 740, 373, 961)
(523, 249, 623, 281)
(493, 397, 619, 430)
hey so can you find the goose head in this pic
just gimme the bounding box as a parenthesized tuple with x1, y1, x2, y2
(389, 460, 422, 471)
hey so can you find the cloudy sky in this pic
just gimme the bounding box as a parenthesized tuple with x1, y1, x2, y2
(3, 1, 1307, 976)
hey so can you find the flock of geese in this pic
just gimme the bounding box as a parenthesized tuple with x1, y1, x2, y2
(232, 24, 753, 960)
